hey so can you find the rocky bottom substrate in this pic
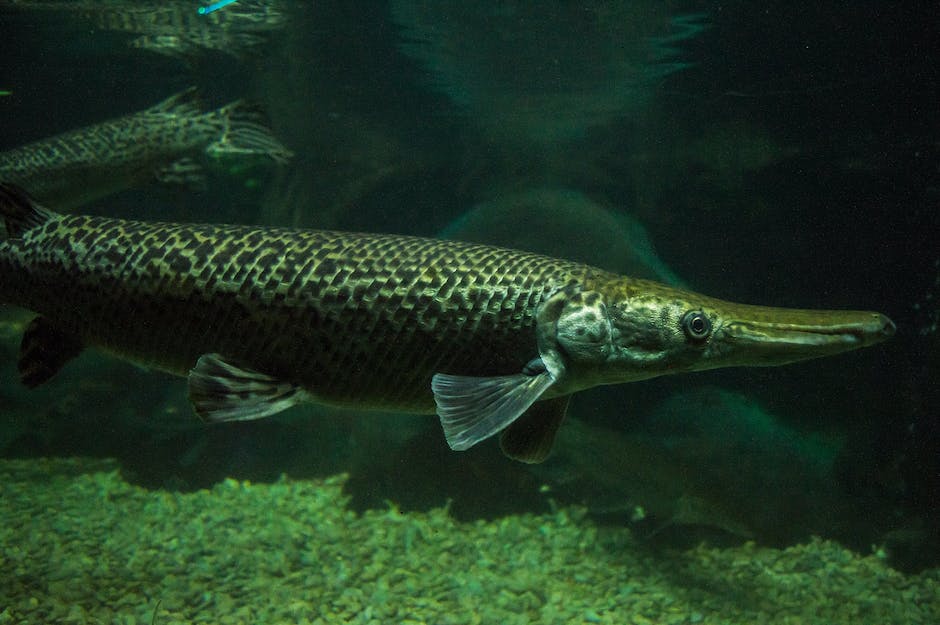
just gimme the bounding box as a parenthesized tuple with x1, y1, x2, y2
(0, 457, 936, 625)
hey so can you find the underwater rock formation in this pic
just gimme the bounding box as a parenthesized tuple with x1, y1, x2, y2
(539, 387, 853, 545)
(439, 187, 685, 286)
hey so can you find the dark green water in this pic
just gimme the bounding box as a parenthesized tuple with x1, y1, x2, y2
(1, 3, 938, 620)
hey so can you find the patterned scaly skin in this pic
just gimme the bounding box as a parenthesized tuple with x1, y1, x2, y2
(0, 212, 609, 412)
(0, 96, 215, 209)
(5, 1, 285, 58)
(0, 88, 291, 210)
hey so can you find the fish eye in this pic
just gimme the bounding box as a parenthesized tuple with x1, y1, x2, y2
(681, 310, 712, 343)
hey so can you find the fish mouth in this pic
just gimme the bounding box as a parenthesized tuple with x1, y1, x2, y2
(719, 309, 895, 366)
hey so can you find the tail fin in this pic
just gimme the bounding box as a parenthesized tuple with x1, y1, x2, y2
(205, 100, 294, 164)
(0, 184, 56, 238)
(147, 86, 203, 117)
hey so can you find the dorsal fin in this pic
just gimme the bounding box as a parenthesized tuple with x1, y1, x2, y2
(0, 183, 57, 237)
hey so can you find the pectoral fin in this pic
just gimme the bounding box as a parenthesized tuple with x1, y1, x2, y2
(499, 395, 570, 464)
(18, 316, 83, 388)
(189, 353, 309, 423)
(154, 157, 206, 189)
(431, 358, 556, 452)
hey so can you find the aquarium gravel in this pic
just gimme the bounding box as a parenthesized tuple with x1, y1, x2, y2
(1, 457, 936, 625)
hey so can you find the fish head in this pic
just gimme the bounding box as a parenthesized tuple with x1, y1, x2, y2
(552, 276, 895, 386)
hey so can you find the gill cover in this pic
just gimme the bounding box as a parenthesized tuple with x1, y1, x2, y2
(549, 286, 615, 364)
(431, 285, 613, 461)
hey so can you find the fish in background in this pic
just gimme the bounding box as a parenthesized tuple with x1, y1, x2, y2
(0, 88, 292, 211)
(1, 0, 286, 59)
(392, 1, 707, 145)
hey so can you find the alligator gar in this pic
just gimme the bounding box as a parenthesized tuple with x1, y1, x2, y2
(0, 184, 895, 462)
(0, 88, 292, 211)
(3, 0, 286, 59)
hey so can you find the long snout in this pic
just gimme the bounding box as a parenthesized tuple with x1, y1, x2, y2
(714, 305, 895, 367)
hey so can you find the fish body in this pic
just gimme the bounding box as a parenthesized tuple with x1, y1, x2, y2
(0, 88, 291, 210)
(0, 186, 582, 410)
(0, 185, 894, 462)
(3, 0, 285, 58)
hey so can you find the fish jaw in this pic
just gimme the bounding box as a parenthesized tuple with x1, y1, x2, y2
(700, 304, 896, 370)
